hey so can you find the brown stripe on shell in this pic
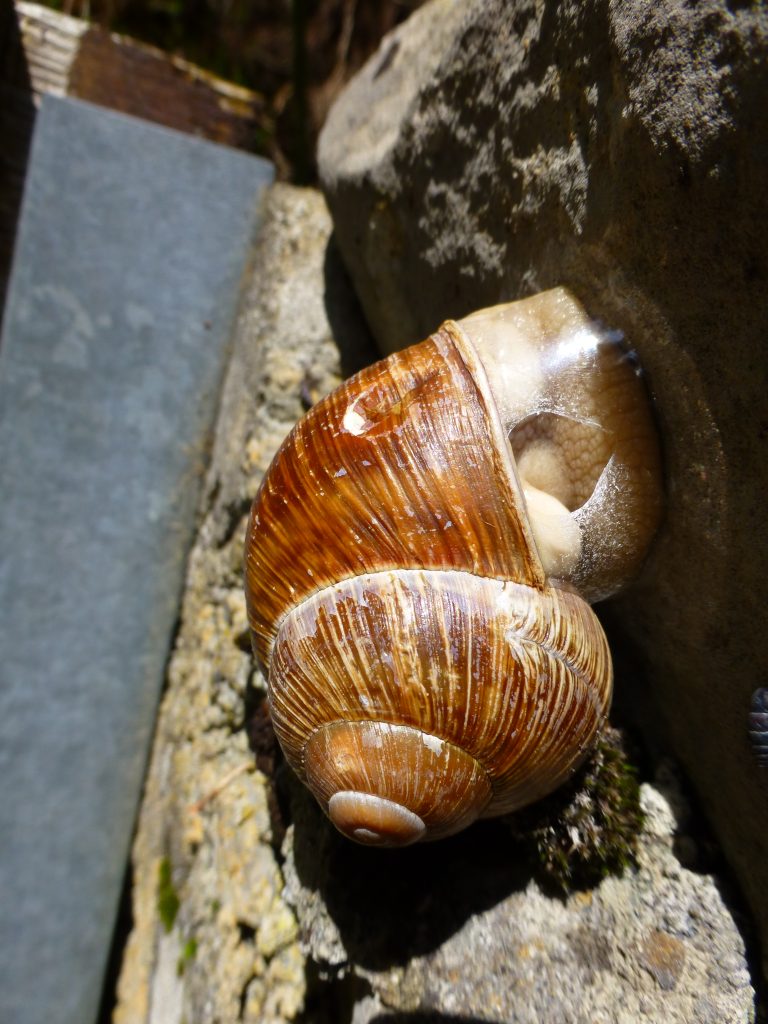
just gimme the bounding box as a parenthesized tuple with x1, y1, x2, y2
(245, 326, 544, 667)
(269, 568, 612, 816)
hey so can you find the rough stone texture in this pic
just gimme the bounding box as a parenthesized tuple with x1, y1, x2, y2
(113, 183, 376, 1024)
(116, 181, 756, 1022)
(283, 764, 755, 1023)
(318, 0, 768, 978)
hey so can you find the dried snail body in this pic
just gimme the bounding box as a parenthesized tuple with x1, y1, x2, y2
(245, 288, 662, 847)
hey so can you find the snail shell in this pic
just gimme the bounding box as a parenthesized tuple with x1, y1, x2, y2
(245, 288, 662, 846)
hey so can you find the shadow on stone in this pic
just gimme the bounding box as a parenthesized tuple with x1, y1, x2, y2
(369, 1017, 501, 1024)
(288, 775, 531, 971)
(592, 611, 766, 1006)
(322, 233, 381, 376)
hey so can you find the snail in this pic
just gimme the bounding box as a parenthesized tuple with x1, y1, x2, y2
(749, 688, 768, 768)
(245, 287, 662, 847)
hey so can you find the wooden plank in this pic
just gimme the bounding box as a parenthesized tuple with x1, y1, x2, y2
(14, 2, 267, 145)
(0, 2, 268, 314)
(0, 4, 36, 314)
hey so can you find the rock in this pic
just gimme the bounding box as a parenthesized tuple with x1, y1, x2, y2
(318, 0, 768, 976)
(116, 180, 755, 1022)
(282, 766, 755, 1023)
(113, 183, 376, 1024)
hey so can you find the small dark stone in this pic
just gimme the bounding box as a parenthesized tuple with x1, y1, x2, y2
(749, 688, 768, 768)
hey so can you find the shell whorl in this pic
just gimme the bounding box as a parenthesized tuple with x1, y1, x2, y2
(327, 792, 427, 847)
(305, 721, 491, 845)
(269, 569, 612, 840)
(245, 319, 545, 671)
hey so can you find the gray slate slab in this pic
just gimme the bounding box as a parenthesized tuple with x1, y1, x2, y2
(0, 95, 272, 1024)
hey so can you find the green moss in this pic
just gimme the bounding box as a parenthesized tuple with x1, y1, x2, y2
(157, 857, 180, 933)
(177, 936, 198, 976)
(510, 726, 645, 894)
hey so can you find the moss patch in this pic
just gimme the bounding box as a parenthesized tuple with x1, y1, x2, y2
(177, 936, 198, 977)
(157, 857, 180, 933)
(509, 726, 645, 894)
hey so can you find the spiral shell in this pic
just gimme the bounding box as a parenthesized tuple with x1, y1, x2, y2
(245, 288, 662, 845)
